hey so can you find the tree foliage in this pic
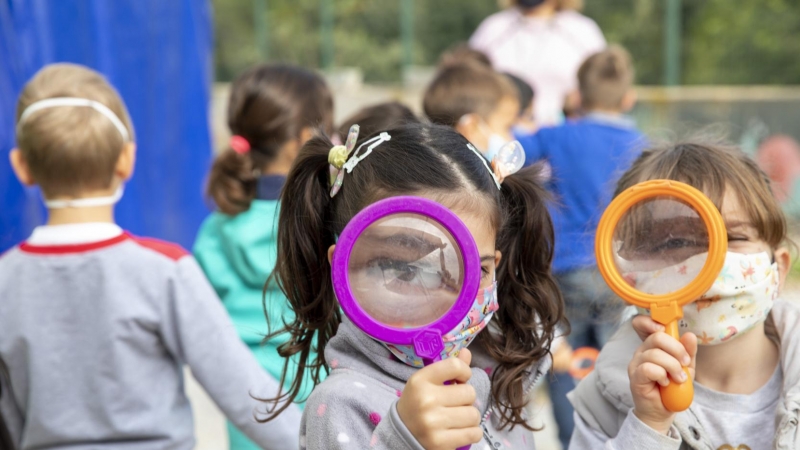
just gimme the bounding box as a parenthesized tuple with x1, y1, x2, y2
(214, 0, 800, 85)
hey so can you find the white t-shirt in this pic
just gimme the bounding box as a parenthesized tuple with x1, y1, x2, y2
(692, 365, 782, 450)
(470, 8, 606, 125)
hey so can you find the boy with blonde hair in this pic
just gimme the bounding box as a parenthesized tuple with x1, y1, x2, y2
(0, 63, 299, 450)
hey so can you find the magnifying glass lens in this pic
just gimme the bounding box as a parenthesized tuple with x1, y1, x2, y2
(612, 197, 710, 295)
(347, 213, 465, 328)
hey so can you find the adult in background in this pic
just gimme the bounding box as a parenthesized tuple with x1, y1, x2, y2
(470, 0, 605, 126)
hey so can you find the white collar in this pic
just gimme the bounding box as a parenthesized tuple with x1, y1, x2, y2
(27, 223, 124, 246)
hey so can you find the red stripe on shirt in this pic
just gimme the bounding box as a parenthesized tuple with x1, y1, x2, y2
(19, 233, 131, 254)
(127, 235, 189, 261)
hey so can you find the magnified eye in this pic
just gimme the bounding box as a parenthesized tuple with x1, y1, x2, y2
(369, 256, 457, 294)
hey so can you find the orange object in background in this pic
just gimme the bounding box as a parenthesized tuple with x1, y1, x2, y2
(569, 347, 599, 380)
(595, 180, 728, 412)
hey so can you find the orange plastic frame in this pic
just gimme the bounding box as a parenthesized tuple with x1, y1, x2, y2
(595, 179, 728, 412)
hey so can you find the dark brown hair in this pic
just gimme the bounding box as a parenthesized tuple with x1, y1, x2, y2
(15, 63, 134, 198)
(336, 102, 418, 144)
(265, 123, 564, 430)
(207, 64, 333, 215)
(577, 45, 634, 111)
(616, 141, 788, 248)
(424, 63, 518, 127)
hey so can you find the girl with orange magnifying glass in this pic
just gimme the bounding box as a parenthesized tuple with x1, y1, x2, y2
(569, 141, 796, 450)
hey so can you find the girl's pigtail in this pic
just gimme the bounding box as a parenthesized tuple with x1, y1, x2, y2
(206, 148, 257, 215)
(259, 135, 340, 420)
(484, 162, 566, 430)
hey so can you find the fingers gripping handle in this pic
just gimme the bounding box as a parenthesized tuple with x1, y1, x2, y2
(658, 320, 693, 412)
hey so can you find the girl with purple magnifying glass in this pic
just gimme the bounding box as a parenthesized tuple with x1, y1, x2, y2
(260, 123, 564, 450)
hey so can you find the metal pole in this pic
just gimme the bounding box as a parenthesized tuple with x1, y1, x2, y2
(401, 0, 414, 68)
(320, 0, 334, 69)
(253, 0, 268, 60)
(664, 0, 682, 85)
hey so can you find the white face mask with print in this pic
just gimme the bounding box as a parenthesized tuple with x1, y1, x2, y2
(631, 251, 780, 346)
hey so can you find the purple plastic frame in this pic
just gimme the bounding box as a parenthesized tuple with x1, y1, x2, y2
(331, 196, 481, 362)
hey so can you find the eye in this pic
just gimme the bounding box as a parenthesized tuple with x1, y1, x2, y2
(481, 265, 491, 276)
(727, 234, 748, 242)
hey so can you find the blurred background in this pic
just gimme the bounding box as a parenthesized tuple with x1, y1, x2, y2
(3, 1, 800, 449)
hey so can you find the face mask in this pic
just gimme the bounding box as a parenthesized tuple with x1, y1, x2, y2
(477, 121, 511, 163)
(631, 251, 780, 346)
(44, 186, 124, 209)
(518, 0, 546, 8)
(384, 281, 499, 367)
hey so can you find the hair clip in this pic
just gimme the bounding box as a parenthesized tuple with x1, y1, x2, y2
(329, 125, 392, 198)
(329, 125, 360, 197)
(466, 140, 526, 190)
(230, 135, 251, 154)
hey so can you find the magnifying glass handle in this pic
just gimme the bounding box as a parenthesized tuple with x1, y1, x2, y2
(658, 320, 693, 412)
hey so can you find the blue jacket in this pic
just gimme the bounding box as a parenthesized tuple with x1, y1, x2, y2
(517, 114, 646, 273)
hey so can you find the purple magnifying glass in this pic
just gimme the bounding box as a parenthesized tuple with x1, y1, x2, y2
(332, 195, 480, 365)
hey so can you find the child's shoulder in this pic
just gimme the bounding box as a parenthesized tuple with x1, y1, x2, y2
(125, 234, 189, 262)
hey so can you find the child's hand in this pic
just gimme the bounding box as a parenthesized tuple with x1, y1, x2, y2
(397, 349, 483, 450)
(628, 315, 697, 435)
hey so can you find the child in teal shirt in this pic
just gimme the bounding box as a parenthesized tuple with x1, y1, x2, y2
(194, 64, 334, 450)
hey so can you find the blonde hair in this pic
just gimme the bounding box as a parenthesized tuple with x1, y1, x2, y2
(15, 63, 134, 197)
(616, 141, 788, 250)
(423, 63, 518, 127)
(578, 45, 634, 111)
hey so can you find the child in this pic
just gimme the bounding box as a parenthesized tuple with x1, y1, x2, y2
(263, 123, 565, 449)
(193, 63, 333, 450)
(517, 44, 645, 448)
(336, 101, 418, 145)
(0, 63, 300, 449)
(569, 141, 798, 449)
(423, 62, 520, 162)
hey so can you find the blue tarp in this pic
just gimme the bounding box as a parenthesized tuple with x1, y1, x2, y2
(0, 0, 214, 252)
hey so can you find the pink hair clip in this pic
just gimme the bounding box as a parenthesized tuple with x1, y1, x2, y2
(230, 135, 251, 154)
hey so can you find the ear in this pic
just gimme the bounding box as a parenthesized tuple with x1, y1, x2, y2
(327, 244, 336, 265)
(494, 250, 502, 271)
(775, 247, 791, 293)
(620, 89, 637, 112)
(456, 114, 486, 150)
(9, 149, 35, 186)
(114, 142, 137, 182)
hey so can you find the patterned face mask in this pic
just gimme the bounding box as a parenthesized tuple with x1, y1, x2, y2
(384, 281, 499, 367)
(631, 252, 780, 346)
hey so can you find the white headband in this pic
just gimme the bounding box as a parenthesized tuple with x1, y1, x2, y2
(17, 97, 130, 142)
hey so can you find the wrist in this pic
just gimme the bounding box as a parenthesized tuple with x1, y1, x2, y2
(633, 409, 674, 435)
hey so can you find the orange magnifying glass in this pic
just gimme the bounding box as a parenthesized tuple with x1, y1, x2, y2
(595, 180, 727, 412)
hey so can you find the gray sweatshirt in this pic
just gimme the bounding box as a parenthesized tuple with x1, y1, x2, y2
(0, 226, 300, 450)
(568, 299, 800, 450)
(300, 317, 549, 449)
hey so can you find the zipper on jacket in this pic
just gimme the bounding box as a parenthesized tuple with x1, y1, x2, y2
(480, 366, 547, 444)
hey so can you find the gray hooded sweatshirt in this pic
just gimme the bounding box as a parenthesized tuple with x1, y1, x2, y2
(300, 318, 549, 449)
(568, 299, 800, 450)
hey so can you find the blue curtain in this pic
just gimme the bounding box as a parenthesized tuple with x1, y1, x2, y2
(0, 0, 213, 252)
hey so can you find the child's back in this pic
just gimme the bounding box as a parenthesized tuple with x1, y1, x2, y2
(194, 64, 333, 449)
(0, 63, 299, 450)
(520, 115, 644, 271)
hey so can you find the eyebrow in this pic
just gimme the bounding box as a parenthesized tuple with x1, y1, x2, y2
(480, 255, 495, 262)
